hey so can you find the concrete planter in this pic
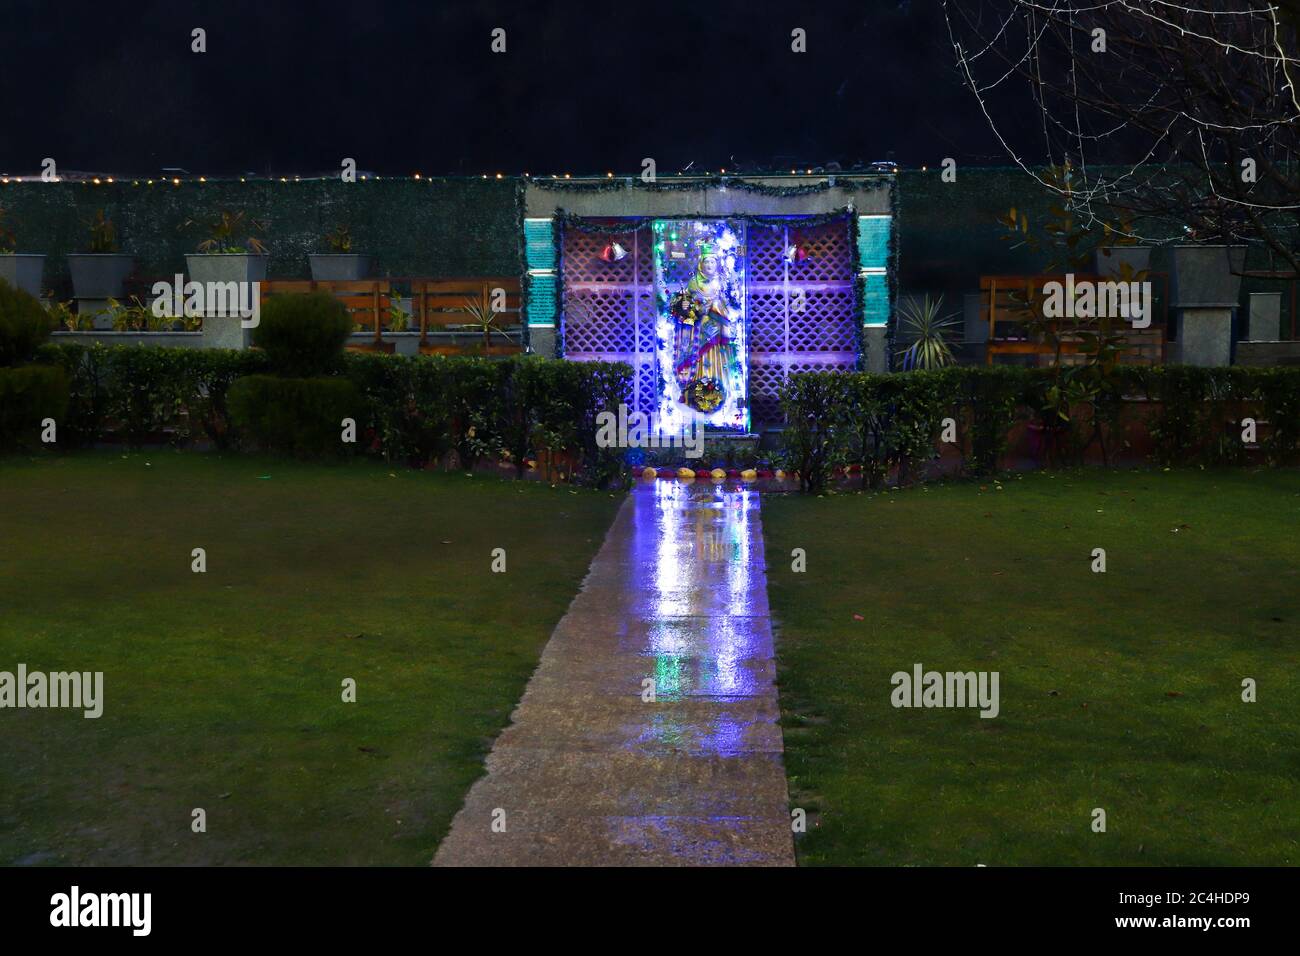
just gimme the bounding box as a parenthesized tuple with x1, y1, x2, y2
(186, 255, 268, 351)
(1248, 292, 1282, 341)
(68, 253, 135, 299)
(1171, 245, 1246, 307)
(1093, 246, 1151, 279)
(309, 254, 371, 281)
(0, 254, 46, 298)
(185, 253, 269, 285)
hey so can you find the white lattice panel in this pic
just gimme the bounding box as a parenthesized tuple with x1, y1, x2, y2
(748, 289, 786, 352)
(564, 289, 637, 354)
(788, 222, 854, 282)
(563, 228, 640, 285)
(635, 291, 657, 354)
(634, 361, 658, 417)
(788, 289, 857, 352)
(748, 363, 785, 424)
(747, 226, 786, 280)
(786, 358, 857, 375)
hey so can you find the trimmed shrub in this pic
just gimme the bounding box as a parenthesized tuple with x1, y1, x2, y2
(32, 343, 630, 480)
(253, 292, 353, 377)
(949, 366, 1034, 475)
(187, 347, 273, 448)
(445, 358, 501, 472)
(778, 364, 1300, 492)
(1257, 366, 1300, 465)
(228, 374, 364, 458)
(0, 278, 51, 367)
(0, 364, 69, 448)
(341, 351, 631, 486)
(778, 372, 850, 493)
(496, 357, 546, 478)
(36, 342, 111, 446)
(568, 358, 634, 489)
(35, 343, 270, 448)
(344, 352, 453, 466)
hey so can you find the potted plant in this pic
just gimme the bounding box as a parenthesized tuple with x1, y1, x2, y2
(387, 294, 411, 332)
(106, 295, 154, 332)
(183, 211, 269, 285)
(68, 209, 135, 300)
(309, 225, 371, 281)
(46, 299, 93, 332)
(0, 206, 46, 299)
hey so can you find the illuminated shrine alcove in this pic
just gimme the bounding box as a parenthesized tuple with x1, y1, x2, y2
(560, 214, 859, 432)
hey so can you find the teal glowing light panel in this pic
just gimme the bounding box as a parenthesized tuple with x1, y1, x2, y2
(524, 217, 557, 326)
(858, 214, 891, 327)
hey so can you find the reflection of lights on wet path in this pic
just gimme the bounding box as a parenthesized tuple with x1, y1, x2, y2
(433, 476, 793, 866)
(636, 482, 766, 749)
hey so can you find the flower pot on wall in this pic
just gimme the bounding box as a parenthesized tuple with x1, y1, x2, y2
(1170, 245, 1247, 307)
(186, 253, 269, 285)
(0, 254, 46, 298)
(1093, 246, 1151, 279)
(309, 254, 371, 281)
(68, 253, 135, 299)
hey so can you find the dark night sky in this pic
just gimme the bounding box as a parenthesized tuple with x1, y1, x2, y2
(0, 0, 1027, 177)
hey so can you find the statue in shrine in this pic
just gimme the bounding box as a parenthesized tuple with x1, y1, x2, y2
(670, 247, 742, 414)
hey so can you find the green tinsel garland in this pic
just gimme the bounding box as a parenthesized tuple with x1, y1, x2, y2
(553, 206, 858, 234)
(530, 174, 890, 197)
(513, 180, 533, 352)
(849, 212, 867, 371)
(553, 207, 567, 357)
(886, 179, 901, 372)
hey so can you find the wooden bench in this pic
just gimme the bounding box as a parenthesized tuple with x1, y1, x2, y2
(979, 274, 1165, 366)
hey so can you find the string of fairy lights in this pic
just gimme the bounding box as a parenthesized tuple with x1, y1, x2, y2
(0, 168, 895, 187)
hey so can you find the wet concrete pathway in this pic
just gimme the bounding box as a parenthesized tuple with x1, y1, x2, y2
(433, 480, 794, 866)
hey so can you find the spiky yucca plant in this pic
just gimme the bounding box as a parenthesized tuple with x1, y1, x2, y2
(896, 294, 961, 371)
(457, 294, 515, 349)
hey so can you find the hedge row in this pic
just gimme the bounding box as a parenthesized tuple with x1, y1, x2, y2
(0, 279, 68, 449)
(779, 365, 1300, 492)
(30, 344, 632, 487)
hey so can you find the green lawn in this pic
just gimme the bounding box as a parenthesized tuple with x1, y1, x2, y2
(762, 468, 1300, 866)
(0, 452, 620, 865)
